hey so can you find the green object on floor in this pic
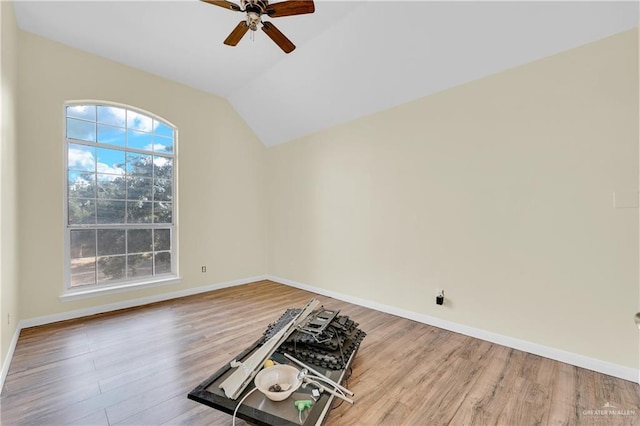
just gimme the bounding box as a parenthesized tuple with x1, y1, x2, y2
(295, 400, 313, 411)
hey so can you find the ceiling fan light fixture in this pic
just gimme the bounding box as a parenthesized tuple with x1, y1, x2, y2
(247, 11, 261, 31)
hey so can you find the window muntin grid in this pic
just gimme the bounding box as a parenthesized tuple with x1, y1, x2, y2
(65, 104, 176, 288)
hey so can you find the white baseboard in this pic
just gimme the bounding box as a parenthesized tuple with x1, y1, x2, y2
(0, 324, 21, 393)
(20, 275, 267, 329)
(5, 274, 637, 388)
(267, 275, 639, 384)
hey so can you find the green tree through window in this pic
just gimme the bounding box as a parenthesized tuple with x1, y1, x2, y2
(66, 104, 176, 289)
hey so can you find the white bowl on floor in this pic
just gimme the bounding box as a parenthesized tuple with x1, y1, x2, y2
(254, 364, 302, 401)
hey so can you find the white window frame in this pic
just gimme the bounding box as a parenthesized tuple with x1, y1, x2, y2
(61, 101, 179, 301)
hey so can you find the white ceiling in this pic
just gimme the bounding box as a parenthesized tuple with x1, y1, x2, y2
(13, 1, 639, 146)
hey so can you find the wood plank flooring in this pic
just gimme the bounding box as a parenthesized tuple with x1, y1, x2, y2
(1, 280, 639, 425)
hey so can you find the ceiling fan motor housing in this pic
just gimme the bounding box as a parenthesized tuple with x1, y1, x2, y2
(241, 0, 269, 14)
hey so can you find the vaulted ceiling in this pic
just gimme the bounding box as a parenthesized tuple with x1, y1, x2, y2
(13, 1, 639, 146)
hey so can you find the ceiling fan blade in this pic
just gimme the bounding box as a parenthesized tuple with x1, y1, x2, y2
(224, 21, 249, 46)
(261, 21, 295, 53)
(201, 0, 242, 12)
(266, 0, 315, 18)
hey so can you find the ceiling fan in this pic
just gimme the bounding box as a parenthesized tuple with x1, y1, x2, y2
(202, 0, 315, 54)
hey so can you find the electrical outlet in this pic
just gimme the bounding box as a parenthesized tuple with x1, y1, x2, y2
(436, 289, 444, 306)
(7, 313, 10, 325)
(201, 266, 206, 273)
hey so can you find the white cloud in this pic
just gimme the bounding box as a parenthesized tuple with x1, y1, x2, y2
(143, 143, 169, 152)
(99, 106, 126, 127)
(97, 163, 124, 175)
(127, 110, 154, 132)
(68, 147, 95, 170)
(67, 105, 94, 120)
(153, 156, 170, 168)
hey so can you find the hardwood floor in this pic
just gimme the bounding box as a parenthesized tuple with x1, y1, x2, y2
(1, 280, 639, 425)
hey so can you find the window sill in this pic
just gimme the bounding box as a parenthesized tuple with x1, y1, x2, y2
(60, 276, 182, 302)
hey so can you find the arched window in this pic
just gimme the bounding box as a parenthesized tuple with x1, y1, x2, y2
(64, 102, 177, 296)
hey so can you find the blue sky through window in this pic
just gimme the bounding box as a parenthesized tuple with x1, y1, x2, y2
(67, 105, 174, 177)
(67, 105, 174, 153)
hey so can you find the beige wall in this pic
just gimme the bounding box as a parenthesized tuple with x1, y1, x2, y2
(1, 1, 20, 374)
(5, 14, 638, 377)
(268, 30, 639, 368)
(17, 31, 267, 319)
